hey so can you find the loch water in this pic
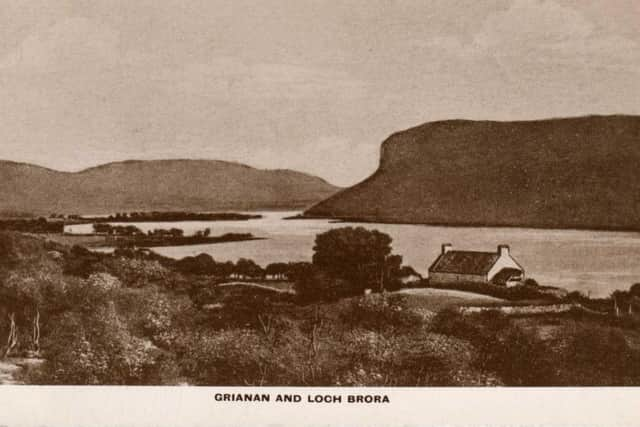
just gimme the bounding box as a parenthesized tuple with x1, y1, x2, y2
(64, 211, 640, 298)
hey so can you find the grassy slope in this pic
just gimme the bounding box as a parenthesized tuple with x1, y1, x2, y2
(395, 287, 505, 312)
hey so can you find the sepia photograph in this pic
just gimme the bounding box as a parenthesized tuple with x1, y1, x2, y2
(1, 0, 640, 398)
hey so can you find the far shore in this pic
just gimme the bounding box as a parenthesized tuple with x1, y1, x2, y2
(82, 211, 262, 223)
(40, 232, 264, 248)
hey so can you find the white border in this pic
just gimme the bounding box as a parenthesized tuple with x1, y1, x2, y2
(1, 386, 638, 427)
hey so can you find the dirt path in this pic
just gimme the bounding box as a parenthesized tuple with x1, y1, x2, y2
(0, 358, 45, 385)
(0, 360, 23, 385)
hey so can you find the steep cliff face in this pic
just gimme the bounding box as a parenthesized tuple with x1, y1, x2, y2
(0, 160, 340, 215)
(306, 115, 640, 230)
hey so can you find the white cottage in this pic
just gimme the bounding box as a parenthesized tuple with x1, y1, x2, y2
(428, 244, 524, 287)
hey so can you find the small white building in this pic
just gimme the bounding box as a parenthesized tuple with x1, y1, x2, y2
(428, 244, 524, 287)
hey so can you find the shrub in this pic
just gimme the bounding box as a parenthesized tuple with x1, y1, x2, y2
(295, 270, 351, 303)
(179, 329, 272, 385)
(431, 309, 554, 385)
(431, 307, 480, 338)
(339, 294, 423, 333)
(174, 254, 217, 275)
(103, 256, 169, 288)
(32, 305, 163, 385)
(475, 325, 553, 386)
(561, 326, 640, 385)
(63, 245, 106, 278)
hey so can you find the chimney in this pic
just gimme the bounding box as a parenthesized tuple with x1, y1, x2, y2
(442, 243, 453, 254)
(498, 244, 510, 257)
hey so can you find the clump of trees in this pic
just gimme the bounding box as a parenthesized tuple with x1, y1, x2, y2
(610, 283, 640, 318)
(0, 217, 64, 234)
(93, 223, 144, 236)
(265, 262, 289, 280)
(295, 227, 408, 302)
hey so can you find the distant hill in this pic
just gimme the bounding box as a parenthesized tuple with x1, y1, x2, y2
(305, 115, 640, 230)
(0, 159, 340, 215)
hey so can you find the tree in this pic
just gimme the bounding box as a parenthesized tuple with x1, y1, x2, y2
(234, 258, 264, 279)
(384, 254, 404, 291)
(629, 283, 640, 298)
(175, 254, 216, 275)
(218, 261, 235, 279)
(286, 262, 314, 282)
(169, 228, 184, 238)
(93, 223, 111, 234)
(312, 227, 395, 295)
(265, 263, 288, 280)
(611, 290, 630, 317)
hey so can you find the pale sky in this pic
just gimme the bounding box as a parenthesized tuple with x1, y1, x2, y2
(1, 0, 639, 186)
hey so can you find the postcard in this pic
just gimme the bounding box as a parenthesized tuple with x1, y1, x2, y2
(0, 1, 639, 426)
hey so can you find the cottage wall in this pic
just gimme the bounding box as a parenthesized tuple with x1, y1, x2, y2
(429, 272, 487, 284)
(487, 254, 523, 282)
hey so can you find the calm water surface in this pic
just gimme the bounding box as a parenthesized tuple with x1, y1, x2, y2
(65, 211, 640, 297)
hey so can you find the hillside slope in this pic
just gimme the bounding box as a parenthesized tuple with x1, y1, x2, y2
(306, 115, 640, 230)
(0, 160, 340, 215)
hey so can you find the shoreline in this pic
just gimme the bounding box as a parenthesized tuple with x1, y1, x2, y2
(42, 233, 265, 248)
(124, 236, 265, 248)
(287, 214, 640, 234)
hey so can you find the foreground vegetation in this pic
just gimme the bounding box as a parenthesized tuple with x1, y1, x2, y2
(0, 218, 65, 234)
(1, 228, 639, 386)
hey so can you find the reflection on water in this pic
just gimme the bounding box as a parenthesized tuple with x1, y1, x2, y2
(65, 211, 640, 297)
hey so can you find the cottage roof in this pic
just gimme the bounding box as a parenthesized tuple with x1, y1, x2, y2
(428, 250, 499, 275)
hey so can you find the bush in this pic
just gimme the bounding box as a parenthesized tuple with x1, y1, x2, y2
(431, 307, 478, 337)
(179, 329, 272, 385)
(336, 332, 450, 386)
(561, 326, 640, 385)
(63, 245, 106, 278)
(295, 269, 352, 303)
(431, 308, 553, 385)
(103, 256, 169, 288)
(476, 325, 553, 386)
(432, 308, 509, 340)
(340, 294, 423, 333)
(31, 305, 163, 385)
(174, 254, 217, 276)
